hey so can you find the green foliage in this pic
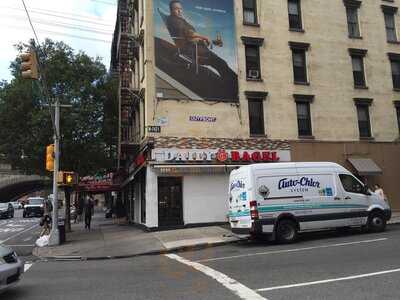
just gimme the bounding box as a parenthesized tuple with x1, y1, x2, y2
(0, 39, 118, 176)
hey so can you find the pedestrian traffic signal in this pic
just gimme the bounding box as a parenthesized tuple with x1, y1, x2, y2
(59, 171, 78, 186)
(20, 50, 39, 80)
(46, 144, 54, 172)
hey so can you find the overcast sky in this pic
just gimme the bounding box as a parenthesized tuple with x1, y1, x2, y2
(0, 0, 117, 82)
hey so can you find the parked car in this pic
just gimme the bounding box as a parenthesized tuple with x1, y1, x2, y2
(0, 245, 24, 292)
(0, 203, 14, 219)
(23, 197, 45, 218)
(10, 202, 21, 210)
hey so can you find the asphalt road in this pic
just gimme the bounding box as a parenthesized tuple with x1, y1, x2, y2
(3, 225, 400, 300)
(0, 209, 41, 257)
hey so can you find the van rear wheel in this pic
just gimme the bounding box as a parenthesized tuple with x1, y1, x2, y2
(276, 219, 298, 243)
(367, 211, 386, 233)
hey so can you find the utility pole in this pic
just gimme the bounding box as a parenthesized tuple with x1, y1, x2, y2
(48, 100, 72, 246)
(48, 98, 60, 246)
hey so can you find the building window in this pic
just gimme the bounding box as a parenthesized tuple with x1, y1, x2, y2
(245, 91, 268, 136)
(241, 37, 264, 81)
(354, 98, 373, 138)
(382, 5, 398, 42)
(294, 94, 314, 137)
(243, 0, 258, 25)
(388, 53, 400, 90)
(395, 101, 400, 133)
(288, 0, 302, 30)
(289, 42, 310, 84)
(349, 48, 368, 88)
(343, 0, 362, 38)
(248, 99, 265, 136)
(245, 46, 261, 80)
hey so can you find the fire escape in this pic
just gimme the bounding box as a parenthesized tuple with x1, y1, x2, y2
(117, 0, 144, 168)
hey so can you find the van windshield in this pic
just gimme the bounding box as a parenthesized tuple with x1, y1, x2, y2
(29, 198, 44, 205)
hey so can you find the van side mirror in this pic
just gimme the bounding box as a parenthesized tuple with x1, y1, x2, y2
(363, 186, 371, 196)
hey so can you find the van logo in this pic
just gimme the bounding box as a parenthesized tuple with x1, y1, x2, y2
(230, 180, 245, 191)
(258, 185, 270, 198)
(278, 177, 320, 190)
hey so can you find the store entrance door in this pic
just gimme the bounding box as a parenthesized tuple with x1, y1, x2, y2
(158, 177, 183, 227)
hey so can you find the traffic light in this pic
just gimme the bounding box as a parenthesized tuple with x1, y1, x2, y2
(20, 50, 39, 80)
(46, 144, 54, 172)
(59, 171, 78, 186)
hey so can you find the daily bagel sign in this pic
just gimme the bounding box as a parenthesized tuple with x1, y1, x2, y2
(152, 148, 291, 163)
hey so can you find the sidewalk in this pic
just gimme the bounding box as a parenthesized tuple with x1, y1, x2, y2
(33, 211, 242, 260)
(34, 210, 400, 261)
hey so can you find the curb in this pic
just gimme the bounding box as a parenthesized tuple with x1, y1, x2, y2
(33, 221, 400, 262)
(34, 238, 248, 262)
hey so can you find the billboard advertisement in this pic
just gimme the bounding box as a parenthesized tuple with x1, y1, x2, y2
(153, 0, 238, 102)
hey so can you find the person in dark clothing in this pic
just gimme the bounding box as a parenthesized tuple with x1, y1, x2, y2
(165, 0, 231, 78)
(84, 196, 94, 230)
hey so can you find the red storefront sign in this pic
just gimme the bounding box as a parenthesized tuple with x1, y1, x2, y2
(152, 148, 290, 163)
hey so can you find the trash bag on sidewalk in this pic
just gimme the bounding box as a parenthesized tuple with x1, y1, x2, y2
(35, 235, 50, 247)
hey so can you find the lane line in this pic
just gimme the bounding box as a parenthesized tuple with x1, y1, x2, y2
(0, 224, 39, 244)
(5, 244, 35, 247)
(23, 236, 33, 242)
(256, 268, 400, 292)
(196, 238, 388, 263)
(166, 254, 267, 300)
(24, 263, 33, 272)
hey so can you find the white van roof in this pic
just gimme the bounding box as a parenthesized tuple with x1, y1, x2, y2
(234, 162, 349, 173)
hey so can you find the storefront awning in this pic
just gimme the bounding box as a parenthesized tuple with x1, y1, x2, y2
(348, 158, 383, 176)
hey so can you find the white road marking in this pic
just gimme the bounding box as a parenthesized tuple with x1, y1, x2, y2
(24, 263, 33, 272)
(23, 236, 33, 242)
(256, 268, 400, 292)
(5, 244, 35, 247)
(166, 254, 267, 300)
(0, 224, 39, 243)
(196, 238, 388, 263)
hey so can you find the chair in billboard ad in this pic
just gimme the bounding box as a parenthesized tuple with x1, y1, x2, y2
(154, 0, 239, 102)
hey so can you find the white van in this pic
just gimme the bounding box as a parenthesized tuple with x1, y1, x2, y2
(228, 162, 391, 243)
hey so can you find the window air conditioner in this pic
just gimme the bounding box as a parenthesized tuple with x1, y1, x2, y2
(248, 69, 260, 79)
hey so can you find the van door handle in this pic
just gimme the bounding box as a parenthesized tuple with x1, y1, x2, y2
(334, 197, 341, 201)
(344, 196, 351, 200)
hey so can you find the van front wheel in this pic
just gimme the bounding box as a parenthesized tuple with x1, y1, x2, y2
(367, 211, 386, 233)
(276, 219, 298, 243)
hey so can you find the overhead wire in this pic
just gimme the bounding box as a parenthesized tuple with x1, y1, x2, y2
(2, 24, 112, 43)
(1, 14, 114, 35)
(1, 6, 115, 27)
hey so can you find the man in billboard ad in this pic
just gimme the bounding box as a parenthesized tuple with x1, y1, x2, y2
(154, 0, 238, 102)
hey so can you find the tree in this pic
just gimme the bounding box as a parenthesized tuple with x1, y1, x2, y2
(0, 39, 118, 176)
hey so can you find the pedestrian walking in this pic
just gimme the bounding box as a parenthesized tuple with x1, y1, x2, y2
(39, 214, 52, 236)
(84, 196, 94, 230)
(374, 184, 387, 202)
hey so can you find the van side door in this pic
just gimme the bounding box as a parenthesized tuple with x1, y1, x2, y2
(338, 174, 370, 225)
(298, 173, 342, 230)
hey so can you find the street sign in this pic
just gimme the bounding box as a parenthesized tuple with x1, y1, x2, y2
(147, 126, 161, 133)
